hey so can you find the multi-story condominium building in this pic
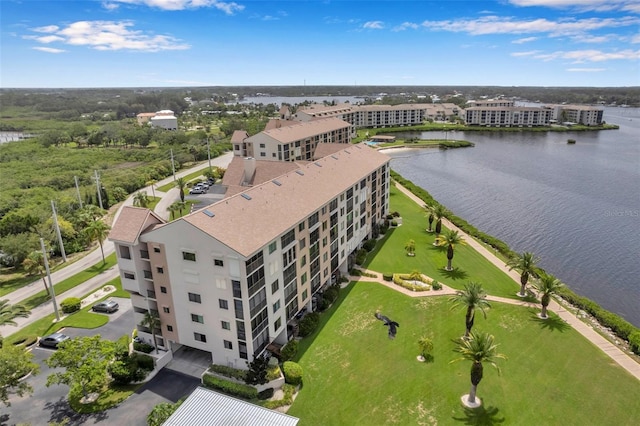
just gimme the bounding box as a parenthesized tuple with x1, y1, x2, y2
(137, 110, 178, 130)
(109, 143, 390, 369)
(233, 117, 353, 162)
(547, 104, 604, 126)
(466, 99, 515, 108)
(465, 106, 554, 127)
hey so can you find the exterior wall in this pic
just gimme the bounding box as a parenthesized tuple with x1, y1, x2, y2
(465, 107, 553, 127)
(150, 116, 178, 130)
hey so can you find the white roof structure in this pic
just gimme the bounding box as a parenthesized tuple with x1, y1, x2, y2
(162, 387, 299, 426)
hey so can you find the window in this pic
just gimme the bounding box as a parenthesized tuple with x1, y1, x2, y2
(260, 152, 266, 157)
(214, 259, 224, 267)
(167, 325, 173, 332)
(182, 252, 196, 262)
(188, 293, 201, 303)
(219, 299, 229, 309)
(259, 143, 265, 148)
(298, 222, 305, 232)
(300, 255, 306, 267)
(119, 246, 131, 260)
(153, 247, 161, 253)
(191, 314, 204, 323)
(269, 241, 277, 254)
(281, 229, 295, 247)
(160, 286, 167, 294)
(124, 272, 135, 280)
(273, 300, 281, 313)
(302, 290, 308, 301)
(163, 306, 170, 314)
(232, 280, 242, 298)
(224, 340, 233, 350)
(271, 280, 279, 294)
(221, 320, 231, 330)
(301, 273, 307, 284)
(156, 267, 164, 274)
(194, 332, 207, 343)
(274, 317, 282, 331)
(299, 238, 306, 249)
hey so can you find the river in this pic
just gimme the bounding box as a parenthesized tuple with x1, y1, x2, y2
(384, 107, 640, 327)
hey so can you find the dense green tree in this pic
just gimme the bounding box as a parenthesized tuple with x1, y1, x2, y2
(438, 229, 466, 271)
(449, 282, 490, 338)
(507, 252, 540, 297)
(83, 218, 111, 263)
(245, 355, 269, 385)
(0, 232, 41, 267)
(534, 273, 564, 319)
(452, 330, 506, 406)
(0, 345, 40, 406)
(147, 401, 183, 426)
(46, 335, 115, 400)
(133, 191, 150, 208)
(22, 251, 51, 295)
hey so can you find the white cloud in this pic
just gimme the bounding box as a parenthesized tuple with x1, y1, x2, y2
(420, 16, 640, 37)
(508, 0, 639, 12)
(570, 34, 615, 43)
(512, 36, 538, 43)
(33, 47, 66, 53)
(392, 22, 419, 32)
(534, 48, 640, 61)
(363, 21, 384, 30)
(107, 0, 244, 14)
(566, 67, 607, 72)
(631, 34, 640, 43)
(102, 2, 120, 11)
(27, 21, 190, 52)
(511, 50, 542, 56)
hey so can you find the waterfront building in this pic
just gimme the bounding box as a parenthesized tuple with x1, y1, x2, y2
(465, 106, 554, 127)
(547, 104, 604, 126)
(109, 143, 390, 369)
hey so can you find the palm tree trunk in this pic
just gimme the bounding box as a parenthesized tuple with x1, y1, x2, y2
(98, 240, 105, 263)
(447, 259, 453, 271)
(468, 384, 478, 403)
(541, 302, 549, 318)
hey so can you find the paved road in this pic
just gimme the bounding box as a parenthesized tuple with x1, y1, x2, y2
(0, 152, 233, 339)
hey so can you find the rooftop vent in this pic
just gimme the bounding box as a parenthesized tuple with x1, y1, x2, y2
(241, 193, 252, 200)
(314, 162, 322, 167)
(203, 209, 215, 218)
(273, 179, 282, 186)
(295, 170, 305, 176)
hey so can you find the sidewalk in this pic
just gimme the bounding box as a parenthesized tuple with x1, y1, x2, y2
(382, 182, 640, 381)
(1, 153, 233, 337)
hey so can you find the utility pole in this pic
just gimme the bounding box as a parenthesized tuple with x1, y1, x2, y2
(170, 149, 176, 181)
(51, 200, 67, 262)
(94, 170, 103, 209)
(74, 175, 83, 208)
(40, 238, 60, 322)
(206, 137, 212, 174)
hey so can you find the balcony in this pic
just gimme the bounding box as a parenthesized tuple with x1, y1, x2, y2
(147, 289, 157, 300)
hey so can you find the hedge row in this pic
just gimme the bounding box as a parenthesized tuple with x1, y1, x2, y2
(202, 374, 258, 399)
(391, 170, 640, 354)
(209, 364, 247, 381)
(60, 297, 81, 314)
(283, 361, 303, 386)
(298, 312, 321, 337)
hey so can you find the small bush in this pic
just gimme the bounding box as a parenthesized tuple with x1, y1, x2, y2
(379, 225, 388, 235)
(318, 297, 331, 312)
(202, 374, 258, 399)
(363, 239, 377, 251)
(209, 364, 247, 381)
(258, 388, 274, 400)
(133, 341, 154, 353)
(386, 214, 394, 220)
(629, 331, 640, 355)
(392, 211, 400, 217)
(280, 340, 298, 362)
(390, 220, 398, 227)
(134, 353, 155, 371)
(432, 280, 442, 290)
(283, 361, 303, 386)
(298, 312, 320, 337)
(349, 269, 362, 276)
(355, 248, 368, 265)
(382, 273, 393, 282)
(266, 364, 281, 381)
(60, 297, 81, 314)
(324, 286, 340, 303)
(262, 384, 295, 409)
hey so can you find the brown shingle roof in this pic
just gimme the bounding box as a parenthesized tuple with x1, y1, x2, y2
(182, 144, 389, 257)
(249, 118, 351, 144)
(312, 143, 353, 160)
(231, 130, 249, 143)
(222, 157, 300, 187)
(109, 206, 165, 244)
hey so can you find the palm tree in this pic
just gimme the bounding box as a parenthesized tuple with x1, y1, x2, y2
(141, 310, 161, 354)
(0, 299, 31, 327)
(133, 191, 149, 208)
(438, 229, 466, 271)
(449, 282, 490, 338)
(405, 239, 416, 256)
(424, 204, 435, 232)
(166, 203, 179, 220)
(146, 179, 157, 198)
(507, 252, 540, 297)
(84, 219, 111, 264)
(21, 251, 50, 295)
(534, 273, 564, 319)
(452, 330, 506, 406)
(432, 205, 449, 245)
(175, 177, 187, 202)
(418, 336, 434, 362)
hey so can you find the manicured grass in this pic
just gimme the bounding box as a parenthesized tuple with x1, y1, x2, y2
(288, 282, 640, 425)
(69, 383, 141, 413)
(5, 277, 124, 344)
(20, 253, 117, 310)
(365, 185, 519, 298)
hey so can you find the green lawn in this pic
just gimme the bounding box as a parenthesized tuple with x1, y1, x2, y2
(365, 185, 520, 298)
(156, 166, 212, 192)
(288, 282, 640, 425)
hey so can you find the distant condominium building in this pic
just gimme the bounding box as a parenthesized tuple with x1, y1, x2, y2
(137, 110, 178, 130)
(109, 143, 390, 369)
(546, 104, 604, 126)
(466, 99, 515, 108)
(465, 106, 554, 127)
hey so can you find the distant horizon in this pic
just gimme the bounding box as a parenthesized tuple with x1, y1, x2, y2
(2, 1, 638, 88)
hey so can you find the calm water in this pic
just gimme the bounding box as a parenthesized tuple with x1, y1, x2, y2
(386, 107, 640, 327)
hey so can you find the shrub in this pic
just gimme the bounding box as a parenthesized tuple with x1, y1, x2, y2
(363, 239, 377, 252)
(379, 224, 388, 235)
(60, 297, 81, 314)
(323, 286, 340, 303)
(262, 384, 295, 409)
(355, 248, 368, 265)
(202, 374, 258, 399)
(258, 388, 274, 400)
(280, 340, 298, 362)
(209, 364, 247, 381)
(133, 341, 154, 353)
(390, 220, 398, 227)
(266, 364, 281, 381)
(283, 361, 303, 386)
(382, 273, 393, 282)
(12, 335, 37, 347)
(392, 211, 400, 217)
(108, 352, 153, 385)
(245, 355, 269, 385)
(298, 312, 320, 337)
(432, 280, 442, 290)
(134, 353, 155, 371)
(318, 297, 331, 312)
(349, 268, 362, 276)
(628, 331, 640, 355)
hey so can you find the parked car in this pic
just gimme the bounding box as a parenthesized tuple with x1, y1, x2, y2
(189, 187, 205, 195)
(92, 300, 119, 313)
(197, 182, 210, 189)
(39, 332, 70, 349)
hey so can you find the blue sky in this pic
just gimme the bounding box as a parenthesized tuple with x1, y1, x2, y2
(2, 0, 639, 88)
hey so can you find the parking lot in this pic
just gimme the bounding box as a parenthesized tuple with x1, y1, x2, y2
(2, 299, 200, 426)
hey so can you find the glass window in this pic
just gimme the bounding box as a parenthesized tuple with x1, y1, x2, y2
(160, 286, 167, 294)
(153, 247, 161, 253)
(156, 267, 164, 274)
(269, 241, 277, 254)
(194, 332, 206, 342)
(274, 317, 282, 331)
(219, 299, 228, 309)
(167, 325, 173, 332)
(124, 272, 135, 280)
(183, 252, 196, 262)
(273, 300, 281, 313)
(191, 314, 204, 323)
(221, 320, 231, 330)
(224, 340, 233, 349)
(163, 306, 170, 314)
(214, 259, 224, 267)
(188, 293, 201, 303)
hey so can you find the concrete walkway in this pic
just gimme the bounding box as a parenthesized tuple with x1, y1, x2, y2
(1, 153, 233, 338)
(359, 182, 640, 381)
